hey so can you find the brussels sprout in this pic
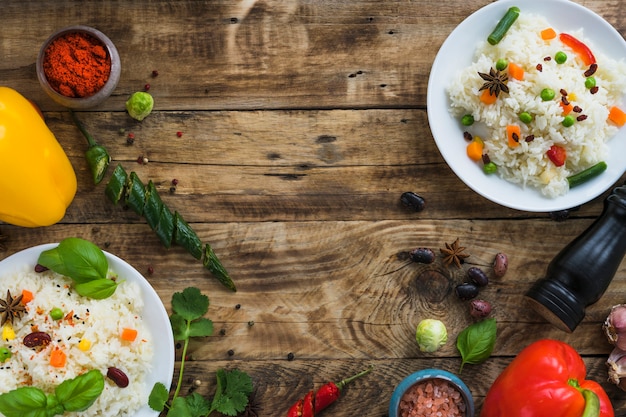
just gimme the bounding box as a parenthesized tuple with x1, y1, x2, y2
(415, 319, 448, 352)
(125, 91, 154, 121)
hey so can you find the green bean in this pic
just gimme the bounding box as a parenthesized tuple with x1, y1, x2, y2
(487, 7, 521, 45)
(541, 88, 555, 101)
(555, 51, 567, 64)
(567, 161, 607, 188)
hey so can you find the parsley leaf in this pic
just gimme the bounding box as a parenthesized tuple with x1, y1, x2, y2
(147, 382, 169, 412)
(172, 287, 209, 321)
(210, 369, 254, 416)
(456, 318, 497, 372)
(184, 392, 211, 417)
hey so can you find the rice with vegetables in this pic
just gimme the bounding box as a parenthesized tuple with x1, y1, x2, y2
(448, 11, 626, 197)
(0, 266, 153, 416)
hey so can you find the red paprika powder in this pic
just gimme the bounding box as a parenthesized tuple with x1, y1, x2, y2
(42, 31, 111, 98)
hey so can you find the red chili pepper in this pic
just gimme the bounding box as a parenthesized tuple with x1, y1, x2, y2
(286, 366, 373, 416)
(315, 366, 373, 412)
(481, 339, 614, 417)
(547, 144, 567, 167)
(559, 33, 596, 66)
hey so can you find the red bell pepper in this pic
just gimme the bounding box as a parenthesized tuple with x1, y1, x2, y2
(559, 33, 596, 67)
(547, 144, 567, 167)
(481, 339, 614, 417)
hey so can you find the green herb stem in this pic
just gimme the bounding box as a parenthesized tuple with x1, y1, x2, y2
(172, 323, 192, 401)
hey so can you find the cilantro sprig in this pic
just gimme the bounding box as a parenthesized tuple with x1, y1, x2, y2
(149, 287, 253, 417)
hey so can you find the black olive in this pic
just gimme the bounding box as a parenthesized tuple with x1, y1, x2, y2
(455, 282, 479, 300)
(467, 267, 489, 287)
(409, 247, 435, 264)
(400, 192, 426, 212)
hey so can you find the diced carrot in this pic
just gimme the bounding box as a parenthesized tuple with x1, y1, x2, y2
(508, 62, 525, 81)
(50, 348, 67, 368)
(121, 328, 138, 342)
(560, 101, 573, 115)
(466, 140, 484, 161)
(21, 290, 33, 305)
(480, 89, 498, 105)
(540, 28, 557, 40)
(506, 125, 521, 148)
(608, 106, 626, 127)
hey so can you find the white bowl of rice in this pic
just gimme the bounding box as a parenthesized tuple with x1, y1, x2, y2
(427, 0, 626, 212)
(0, 244, 174, 417)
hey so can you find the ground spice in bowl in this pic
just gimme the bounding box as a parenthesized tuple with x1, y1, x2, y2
(42, 31, 111, 98)
(36, 25, 121, 109)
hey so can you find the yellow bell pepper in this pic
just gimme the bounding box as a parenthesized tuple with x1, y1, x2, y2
(0, 87, 77, 227)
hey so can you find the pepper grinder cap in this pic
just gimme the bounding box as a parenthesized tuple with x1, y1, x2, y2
(525, 278, 585, 333)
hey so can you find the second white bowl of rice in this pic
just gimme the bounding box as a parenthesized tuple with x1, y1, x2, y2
(427, 0, 626, 212)
(0, 244, 174, 417)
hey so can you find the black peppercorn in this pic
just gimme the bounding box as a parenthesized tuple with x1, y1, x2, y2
(287, 352, 295, 361)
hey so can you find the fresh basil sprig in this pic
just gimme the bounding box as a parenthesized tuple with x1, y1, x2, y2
(456, 317, 497, 372)
(0, 369, 104, 417)
(37, 237, 119, 299)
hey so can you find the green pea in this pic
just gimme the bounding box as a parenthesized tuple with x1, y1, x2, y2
(50, 307, 64, 321)
(541, 88, 556, 101)
(483, 161, 497, 174)
(562, 115, 575, 127)
(585, 76, 596, 89)
(555, 51, 567, 64)
(461, 114, 474, 126)
(495, 58, 508, 71)
(0, 347, 11, 363)
(519, 112, 533, 124)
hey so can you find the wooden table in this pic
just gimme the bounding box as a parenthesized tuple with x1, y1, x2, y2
(2, 1, 626, 415)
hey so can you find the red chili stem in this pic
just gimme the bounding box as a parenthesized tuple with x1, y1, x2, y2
(335, 365, 374, 390)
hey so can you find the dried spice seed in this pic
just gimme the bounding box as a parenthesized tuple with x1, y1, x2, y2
(573, 106, 583, 113)
(440, 238, 470, 268)
(463, 131, 473, 141)
(235, 304, 241, 310)
(536, 63, 543, 72)
(0, 290, 26, 326)
(544, 56, 552, 61)
(287, 352, 295, 361)
(560, 89, 568, 97)
(577, 115, 588, 122)
(144, 83, 150, 91)
(561, 96, 570, 106)
(584, 63, 598, 77)
(151, 70, 159, 77)
(227, 349, 235, 356)
(590, 86, 599, 94)
(525, 135, 535, 142)
(176, 131, 183, 137)
(478, 67, 509, 97)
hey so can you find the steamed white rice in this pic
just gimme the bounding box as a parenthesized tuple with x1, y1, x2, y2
(448, 13, 626, 197)
(0, 266, 153, 416)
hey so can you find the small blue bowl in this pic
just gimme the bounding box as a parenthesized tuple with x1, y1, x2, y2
(389, 369, 475, 417)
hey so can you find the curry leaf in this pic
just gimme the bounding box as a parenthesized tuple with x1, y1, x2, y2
(38, 238, 108, 284)
(55, 370, 104, 412)
(456, 318, 497, 372)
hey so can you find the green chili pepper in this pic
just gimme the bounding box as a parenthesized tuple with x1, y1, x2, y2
(70, 111, 111, 185)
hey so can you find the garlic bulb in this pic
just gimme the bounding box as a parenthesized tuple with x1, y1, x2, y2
(603, 304, 626, 350)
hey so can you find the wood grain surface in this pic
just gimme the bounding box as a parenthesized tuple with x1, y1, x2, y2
(2, 1, 626, 416)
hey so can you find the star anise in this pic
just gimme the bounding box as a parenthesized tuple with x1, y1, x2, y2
(440, 238, 470, 268)
(0, 289, 26, 326)
(478, 67, 509, 97)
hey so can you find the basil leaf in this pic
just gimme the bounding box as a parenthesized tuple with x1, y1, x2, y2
(0, 387, 49, 417)
(55, 370, 104, 412)
(74, 279, 119, 300)
(456, 318, 497, 372)
(38, 238, 108, 284)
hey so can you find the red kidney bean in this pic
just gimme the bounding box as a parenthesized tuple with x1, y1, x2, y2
(23, 332, 51, 348)
(469, 299, 493, 318)
(493, 253, 508, 277)
(107, 367, 129, 388)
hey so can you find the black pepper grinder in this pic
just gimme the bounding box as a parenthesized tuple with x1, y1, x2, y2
(525, 182, 626, 333)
